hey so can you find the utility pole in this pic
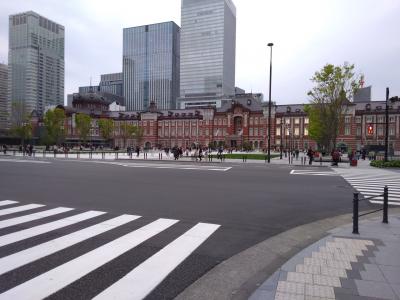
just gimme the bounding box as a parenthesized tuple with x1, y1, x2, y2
(385, 87, 389, 162)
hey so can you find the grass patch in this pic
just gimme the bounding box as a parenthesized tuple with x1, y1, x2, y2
(210, 153, 280, 160)
(370, 160, 400, 168)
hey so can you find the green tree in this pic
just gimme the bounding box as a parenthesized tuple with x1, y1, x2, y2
(43, 108, 66, 145)
(120, 123, 136, 148)
(10, 102, 33, 147)
(133, 126, 144, 148)
(98, 118, 114, 146)
(307, 63, 361, 152)
(75, 113, 92, 144)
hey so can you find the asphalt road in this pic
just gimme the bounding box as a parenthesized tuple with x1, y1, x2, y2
(0, 157, 371, 299)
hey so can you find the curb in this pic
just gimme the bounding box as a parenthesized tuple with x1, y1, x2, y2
(175, 207, 400, 300)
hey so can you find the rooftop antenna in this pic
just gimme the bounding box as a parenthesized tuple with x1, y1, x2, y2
(89, 76, 93, 93)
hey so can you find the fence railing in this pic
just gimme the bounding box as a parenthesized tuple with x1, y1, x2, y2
(353, 186, 389, 234)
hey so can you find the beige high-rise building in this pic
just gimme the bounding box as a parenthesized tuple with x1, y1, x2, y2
(8, 11, 65, 116)
(0, 63, 8, 129)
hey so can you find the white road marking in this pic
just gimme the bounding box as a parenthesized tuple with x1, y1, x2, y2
(72, 160, 232, 172)
(0, 207, 74, 229)
(0, 210, 106, 247)
(290, 170, 338, 176)
(334, 168, 400, 205)
(0, 200, 18, 207)
(93, 222, 220, 300)
(0, 204, 45, 217)
(0, 159, 50, 164)
(0, 214, 140, 276)
(0, 218, 178, 300)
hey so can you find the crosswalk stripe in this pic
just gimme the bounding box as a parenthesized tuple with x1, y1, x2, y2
(93, 222, 220, 300)
(0, 204, 45, 217)
(0, 207, 74, 229)
(0, 200, 18, 207)
(0, 214, 140, 276)
(355, 188, 400, 195)
(334, 168, 400, 206)
(0, 218, 178, 300)
(0, 211, 106, 247)
(347, 180, 400, 183)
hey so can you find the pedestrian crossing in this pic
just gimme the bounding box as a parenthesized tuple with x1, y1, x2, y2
(0, 200, 220, 299)
(290, 169, 339, 176)
(334, 169, 400, 206)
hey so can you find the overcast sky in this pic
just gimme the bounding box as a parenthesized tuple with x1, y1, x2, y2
(0, 0, 399, 105)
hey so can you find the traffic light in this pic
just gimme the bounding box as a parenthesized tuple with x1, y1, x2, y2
(367, 124, 373, 135)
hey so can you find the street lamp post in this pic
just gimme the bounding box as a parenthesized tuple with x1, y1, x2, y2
(267, 43, 273, 163)
(385, 87, 389, 162)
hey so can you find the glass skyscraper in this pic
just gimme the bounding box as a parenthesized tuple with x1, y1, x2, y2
(123, 22, 180, 111)
(180, 0, 236, 98)
(8, 11, 65, 115)
(0, 63, 8, 129)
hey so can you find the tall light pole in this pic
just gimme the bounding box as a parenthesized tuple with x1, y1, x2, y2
(384, 87, 389, 162)
(267, 43, 273, 163)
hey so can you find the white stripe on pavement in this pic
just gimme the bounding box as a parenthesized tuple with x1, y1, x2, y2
(0, 204, 45, 217)
(0, 207, 74, 229)
(0, 218, 178, 300)
(356, 189, 400, 195)
(0, 211, 106, 247)
(0, 159, 50, 164)
(0, 200, 18, 207)
(0, 214, 140, 276)
(93, 222, 220, 300)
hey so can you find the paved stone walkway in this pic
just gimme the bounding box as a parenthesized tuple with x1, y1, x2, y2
(249, 215, 400, 300)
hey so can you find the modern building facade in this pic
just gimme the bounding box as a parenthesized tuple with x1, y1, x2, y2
(100, 72, 123, 97)
(0, 64, 8, 129)
(123, 22, 180, 111)
(8, 11, 65, 115)
(179, 0, 236, 100)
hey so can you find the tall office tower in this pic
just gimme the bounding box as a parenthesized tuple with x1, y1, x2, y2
(100, 72, 123, 97)
(0, 63, 8, 129)
(180, 0, 236, 99)
(123, 22, 180, 111)
(8, 11, 65, 116)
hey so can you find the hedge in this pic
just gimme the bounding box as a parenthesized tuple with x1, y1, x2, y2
(370, 160, 400, 168)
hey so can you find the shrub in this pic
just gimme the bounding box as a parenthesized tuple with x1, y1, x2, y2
(370, 160, 400, 168)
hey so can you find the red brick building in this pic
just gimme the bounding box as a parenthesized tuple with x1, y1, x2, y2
(32, 92, 400, 153)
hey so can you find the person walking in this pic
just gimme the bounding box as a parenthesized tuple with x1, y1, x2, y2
(307, 147, 314, 165)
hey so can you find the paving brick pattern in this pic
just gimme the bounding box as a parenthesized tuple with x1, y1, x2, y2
(249, 216, 400, 300)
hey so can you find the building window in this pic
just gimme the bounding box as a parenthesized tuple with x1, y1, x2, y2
(389, 127, 395, 136)
(254, 118, 258, 125)
(356, 127, 361, 136)
(304, 127, 309, 136)
(249, 128, 253, 136)
(276, 118, 281, 125)
(294, 128, 300, 136)
(276, 128, 281, 136)
(345, 116, 351, 123)
(285, 118, 290, 124)
(304, 117, 309, 124)
(249, 117, 253, 125)
(276, 139, 281, 145)
(366, 116, 373, 123)
(389, 116, 395, 123)
(378, 127, 383, 136)
(294, 118, 300, 125)
(345, 126, 350, 136)
(355, 116, 361, 123)
(377, 116, 385, 123)
(254, 128, 258, 136)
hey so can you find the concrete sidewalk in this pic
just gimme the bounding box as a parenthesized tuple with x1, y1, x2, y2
(249, 215, 400, 300)
(0, 151, 371, 168)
